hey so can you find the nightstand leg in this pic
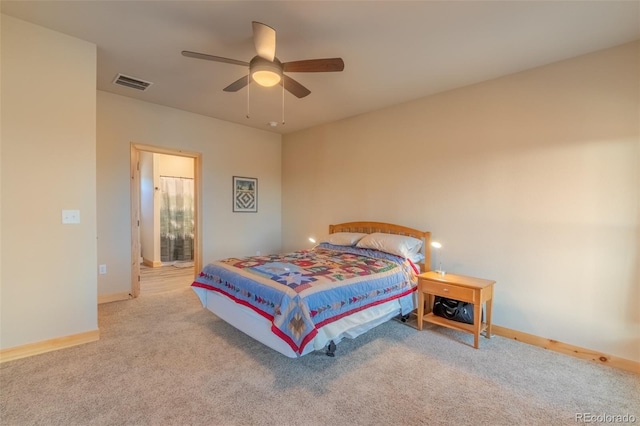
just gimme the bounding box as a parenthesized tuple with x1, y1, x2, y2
(417, 289, 424, 331)
(473, 303, 481, 349)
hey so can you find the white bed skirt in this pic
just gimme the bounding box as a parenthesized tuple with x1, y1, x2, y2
(192, 286, 412, 358)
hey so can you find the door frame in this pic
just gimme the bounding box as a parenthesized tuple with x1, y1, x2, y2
(130, 142, 202, 297)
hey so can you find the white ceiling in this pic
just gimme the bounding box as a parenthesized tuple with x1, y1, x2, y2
(2, 1, 639, 134)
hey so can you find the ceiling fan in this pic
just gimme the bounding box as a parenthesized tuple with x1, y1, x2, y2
(182, 21, 344, 98)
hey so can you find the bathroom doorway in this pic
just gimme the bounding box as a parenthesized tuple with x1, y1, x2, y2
(130, 143, 202, 297)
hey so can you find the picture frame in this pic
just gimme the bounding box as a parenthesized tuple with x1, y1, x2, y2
(232, 176, 258, 212)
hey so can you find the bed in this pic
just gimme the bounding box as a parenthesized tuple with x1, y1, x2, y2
(191, 221, 431, 358)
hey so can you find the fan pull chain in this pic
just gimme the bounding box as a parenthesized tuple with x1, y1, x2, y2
(246, 72, 250, 119)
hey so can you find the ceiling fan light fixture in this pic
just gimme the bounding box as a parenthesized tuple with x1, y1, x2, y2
(252, 69, 281, 87)
(250, 57, 282, 87)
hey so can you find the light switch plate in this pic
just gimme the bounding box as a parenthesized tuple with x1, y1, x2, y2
(62, 209, 80, 224)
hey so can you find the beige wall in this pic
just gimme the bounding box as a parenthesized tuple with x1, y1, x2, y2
(1, 16, 98, 349)
(97, 91, 282, 297)
(282, 42, 640, 362)
(158, 154, 194, 179)
(0, 13, 4, 327)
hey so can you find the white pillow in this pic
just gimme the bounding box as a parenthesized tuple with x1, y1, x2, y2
(356, 233, 423, 258)
(325, 232, 368, 246)
(408, 252, 425, 265)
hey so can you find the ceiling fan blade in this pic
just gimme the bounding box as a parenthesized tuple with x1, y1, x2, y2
(223, 75, 250, 92)
(252, 21, 276, 61)
(282, 75, 311, 98)
(182, 51, 249, 67)
(251, 21, 276, 62)
(283, 58, 344, 73)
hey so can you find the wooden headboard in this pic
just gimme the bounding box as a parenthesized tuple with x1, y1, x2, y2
(329, 221, 431, 271)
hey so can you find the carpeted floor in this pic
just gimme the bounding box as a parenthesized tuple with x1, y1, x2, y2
(1, 287, 638, 426)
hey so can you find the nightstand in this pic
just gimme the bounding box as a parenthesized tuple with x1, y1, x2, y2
(417, 271, 495, 349)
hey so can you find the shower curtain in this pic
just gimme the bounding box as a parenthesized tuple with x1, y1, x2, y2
(160, 176, 194, 262)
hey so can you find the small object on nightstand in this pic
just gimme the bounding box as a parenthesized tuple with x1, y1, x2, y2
(417, 271, 495, 349)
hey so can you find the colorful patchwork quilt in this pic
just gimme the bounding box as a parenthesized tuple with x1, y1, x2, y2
(191, 243, 418, 356)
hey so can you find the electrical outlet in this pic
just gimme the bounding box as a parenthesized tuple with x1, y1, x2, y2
(99, 264, 107, 275)
(256, 250, 261, 256)
(62, 209, 80, 224)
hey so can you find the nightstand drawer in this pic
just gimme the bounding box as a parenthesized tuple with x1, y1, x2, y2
(422, 280, 475, 302)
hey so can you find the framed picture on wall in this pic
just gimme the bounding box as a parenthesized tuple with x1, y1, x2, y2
(233, 176, 258, 212)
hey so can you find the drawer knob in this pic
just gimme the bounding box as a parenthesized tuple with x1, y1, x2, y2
(443, 288, 449, 292)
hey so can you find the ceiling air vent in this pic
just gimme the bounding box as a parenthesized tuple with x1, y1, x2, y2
(113, 73, 153, 91)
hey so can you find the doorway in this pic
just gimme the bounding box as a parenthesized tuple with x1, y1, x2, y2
(130, 143, 202, 297)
